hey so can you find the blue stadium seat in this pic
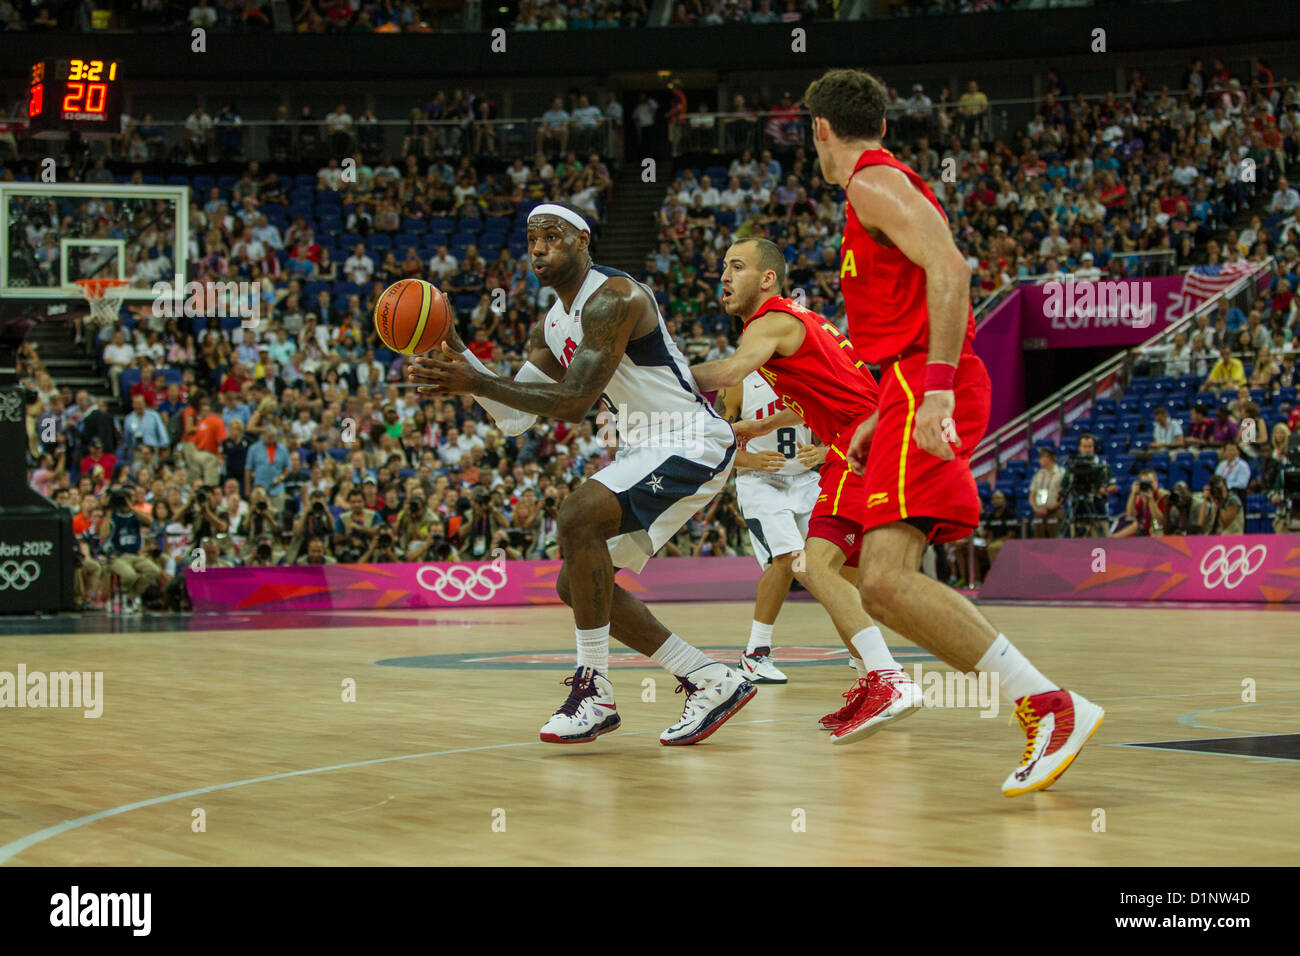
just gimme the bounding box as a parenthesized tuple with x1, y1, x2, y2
(220, 315, 243, 334)
(401, 218, 428, 235)
(293, 174, 315, 189)
(288, 204, 313, 221)
(335, 281, 362, 300)
(453, 294, 478, 313)
(120, 368, 142, 392)
(1093, 397, 1117, 415)
(994, 481, 1018, 507)
(455, 219, 483, 235)
(367, 235, 392, 252)
(398, 468, 416, 480)
(328, 449, 350, 462)
(166, 174, 189, 187)
(192, 175, 215, 193)
(304, 280, 329, 300)
(339, 233, 363, 249)
(141, 174, 164, 185)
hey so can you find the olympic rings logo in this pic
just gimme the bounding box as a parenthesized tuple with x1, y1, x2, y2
(0, 560, 41, 591)
(1199, 544, 1267, 590)
(416, 555, 508, 602)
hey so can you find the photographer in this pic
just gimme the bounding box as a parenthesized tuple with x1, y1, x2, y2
(1059, 434, 1118, 537)
(408, 518, 460, 563)
(286, 490, 336, 564)
(361, 526, 402, 563)
(184, 485, 229, 543)
(246, 534, 282, 567)
(1164, 481, 1198, 536)
(100, 489, 160, 614)
(461, 487, 505, 560)
(692, 526, 733, 557)
(236, 491, 281, 556)
(296, 536, 338, 566)
(1111, 468, 1170, 538)
(1195, 474, 1244, 535)
(395, 491, 437, 557)
(333, 488, 379, 563)
(529, 493, 561, 559)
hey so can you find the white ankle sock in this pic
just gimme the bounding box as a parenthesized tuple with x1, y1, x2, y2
(575, 624, 610, 675)
(850, 626, 898, 673)
(851, 657, 867, 679)
(651, 634, 713, 678)
(976, 633, 1057, 703)
(747, 620, 774, 654)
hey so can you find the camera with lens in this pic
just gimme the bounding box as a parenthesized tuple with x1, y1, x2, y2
(408, 497, 424, 512)
(544, 496, 556, 509)
(108, 490, 130, 511)
(1066, 456, 1104, 496)
(311, 501, 326, 515)
(256, 500, 268, 512)
(194, 490, 208, 507)
(1138, 479, 1153, 494)
(378, 531, 393, 547)
(255, 537, 273, 559)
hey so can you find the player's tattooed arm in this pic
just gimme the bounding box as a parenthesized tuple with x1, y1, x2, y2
(415, 282, 639, 422)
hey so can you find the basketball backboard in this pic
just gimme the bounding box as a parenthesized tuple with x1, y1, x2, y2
(0, 182, 189, 303)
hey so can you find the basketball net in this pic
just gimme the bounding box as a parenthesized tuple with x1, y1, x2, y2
(74, 278, 131, 327)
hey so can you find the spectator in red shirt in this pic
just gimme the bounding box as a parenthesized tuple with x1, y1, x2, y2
(220, 363, 251, 395)
(79, 436, 118, 484)
(467, 327, 495, 362)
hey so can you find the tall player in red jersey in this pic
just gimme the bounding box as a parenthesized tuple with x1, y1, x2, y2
(803, 69, 1104, 795)
(692, 238, 926, 742)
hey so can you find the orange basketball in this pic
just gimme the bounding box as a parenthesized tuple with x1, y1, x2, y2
(373, 278, 453, 355)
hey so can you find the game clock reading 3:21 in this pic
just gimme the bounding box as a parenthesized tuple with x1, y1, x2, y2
(27, 59, 123, 133)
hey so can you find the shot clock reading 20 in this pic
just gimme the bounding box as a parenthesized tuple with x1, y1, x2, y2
(27, 59, 124, 134)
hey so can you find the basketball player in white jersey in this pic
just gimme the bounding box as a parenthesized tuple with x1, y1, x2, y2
(716, 371, 824, 683)
(408, 202, 756, 746)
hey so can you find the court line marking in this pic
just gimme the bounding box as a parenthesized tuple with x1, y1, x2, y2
(1175, 699, 1300, 735)
(0, 712, 830, 865)
(5, 686, 1296, 864)
(1107, 743, 1300, 765)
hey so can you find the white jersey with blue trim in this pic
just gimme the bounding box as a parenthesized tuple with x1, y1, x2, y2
(739, 370, 814, 478)
(542, 264, 727, 447)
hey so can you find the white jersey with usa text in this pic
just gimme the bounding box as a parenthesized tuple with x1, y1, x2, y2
(738, 370, 814, 478)
(542, 264, 728, 448)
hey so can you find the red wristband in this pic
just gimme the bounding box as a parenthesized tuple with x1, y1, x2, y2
(924, 362, 957, 393)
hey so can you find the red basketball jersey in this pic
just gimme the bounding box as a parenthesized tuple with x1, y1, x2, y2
(840, 148, 976, 364)
(743, 295, 878, 444)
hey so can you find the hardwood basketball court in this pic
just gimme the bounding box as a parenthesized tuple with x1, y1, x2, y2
(2, 602, 1297, 866)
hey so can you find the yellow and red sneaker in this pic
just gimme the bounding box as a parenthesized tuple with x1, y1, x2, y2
(828, 669, 924, 745)
(1002, 689, 1105, 797)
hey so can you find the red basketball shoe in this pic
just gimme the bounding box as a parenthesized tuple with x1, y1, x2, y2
(828, 669, 924, 744)
(1002, 689, 1105, 797)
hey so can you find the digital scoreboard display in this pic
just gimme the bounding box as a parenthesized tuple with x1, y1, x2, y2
(27, 59, 123, 134)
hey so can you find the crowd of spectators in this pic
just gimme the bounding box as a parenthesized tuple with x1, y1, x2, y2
(12, 53, 1300, 610)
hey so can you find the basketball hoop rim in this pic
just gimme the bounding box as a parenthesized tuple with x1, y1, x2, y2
(73, 278, 131, 301)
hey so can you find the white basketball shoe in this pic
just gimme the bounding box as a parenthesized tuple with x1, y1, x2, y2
(538, 666, 621, 744)
(1002, 689, 1105, 797)
(738, 647, 788, 684)
(660, 662, 757, 746)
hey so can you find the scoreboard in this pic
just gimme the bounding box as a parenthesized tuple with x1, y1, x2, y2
(27, 59, 124, 135)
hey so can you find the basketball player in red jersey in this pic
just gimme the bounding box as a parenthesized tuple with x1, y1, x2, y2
(803, 68, 1104, 795)
(692, 238, 925, 742)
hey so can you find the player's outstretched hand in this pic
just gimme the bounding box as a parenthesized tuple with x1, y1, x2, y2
(797, 443, 827, 468)
(846, 411, 878, 476)
(407, 343, 479, 397)
(914, 391, 958, 461)
(731, 418, 770, 450)
(750, 450, 787, 472)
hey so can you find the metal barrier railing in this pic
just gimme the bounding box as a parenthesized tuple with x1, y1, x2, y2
(969, 258, 1274, 483)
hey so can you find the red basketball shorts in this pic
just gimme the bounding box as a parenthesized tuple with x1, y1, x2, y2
(808, 410, 874, 565)
(861, 350, 992, 545)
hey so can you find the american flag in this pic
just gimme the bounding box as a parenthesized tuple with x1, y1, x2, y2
(1179, 262, 1254, 311)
